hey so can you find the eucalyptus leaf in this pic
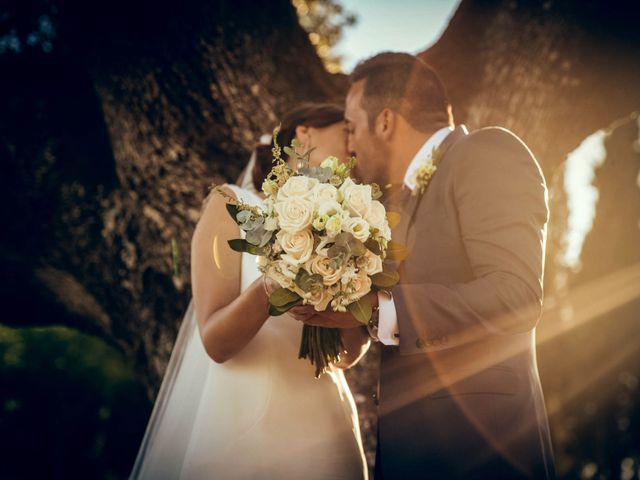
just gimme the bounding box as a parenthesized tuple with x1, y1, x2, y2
(347, 295, 372, 325)
(236, 210, 251, 223)
(269, 287, 302, 308)
(371, 267, 400, 289)
(364, 238, 382, 256)
(347, 238, 366, 257)
(295, 269, 323, 293)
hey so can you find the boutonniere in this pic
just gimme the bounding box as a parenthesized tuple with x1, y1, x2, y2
(409, 146, 443, 196)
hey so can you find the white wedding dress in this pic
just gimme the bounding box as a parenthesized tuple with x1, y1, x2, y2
(130, 183, 367, 479)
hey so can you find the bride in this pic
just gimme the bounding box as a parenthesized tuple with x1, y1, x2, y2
(130, 103, 370, 479)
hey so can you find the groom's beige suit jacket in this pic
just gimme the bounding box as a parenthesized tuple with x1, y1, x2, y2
(377, 125, 556, 479)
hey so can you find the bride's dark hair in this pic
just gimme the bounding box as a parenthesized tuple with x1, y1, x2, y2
(249, 103, 345, 192)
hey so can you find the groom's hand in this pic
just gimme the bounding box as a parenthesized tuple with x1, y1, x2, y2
(288, 305, 364, 328)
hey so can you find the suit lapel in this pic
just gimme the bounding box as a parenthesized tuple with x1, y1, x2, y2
(397, 125, 469, 250)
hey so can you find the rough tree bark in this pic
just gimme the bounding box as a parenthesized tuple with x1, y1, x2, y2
(2, 0, 639, 474)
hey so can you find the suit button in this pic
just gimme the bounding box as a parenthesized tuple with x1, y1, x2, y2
(416, 338, 425, 349)
(372, 393, 379, 406)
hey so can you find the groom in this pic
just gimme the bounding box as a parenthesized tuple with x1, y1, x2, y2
(293, 52, 556, 479)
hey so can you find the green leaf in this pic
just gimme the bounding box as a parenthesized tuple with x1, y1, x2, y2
(371, 267, 400, 289)
(348, 238, 366, 257)
(268, 296, 303, 316)
(347, 295, 372, 325)
(386, 211, 402, 229)
(226, 203, 240, 223)
(269, 288, 302, 308)
(295, 269, 323, 293)
(227, 239, 265, 255)
(386, 241, 410, 261)
(364, 238, 382, 256)
(283, 146, 296, 158)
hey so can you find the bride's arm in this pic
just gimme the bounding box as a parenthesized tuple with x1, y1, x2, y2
(191, 186, 270, 363)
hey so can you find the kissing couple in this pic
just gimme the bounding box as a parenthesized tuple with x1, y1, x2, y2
(131, 52, 556, 480)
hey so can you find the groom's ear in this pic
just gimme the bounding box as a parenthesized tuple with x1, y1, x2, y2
(376, 108, 395, 141)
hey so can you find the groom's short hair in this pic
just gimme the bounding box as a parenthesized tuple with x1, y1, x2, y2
(350, 52, 453, 133)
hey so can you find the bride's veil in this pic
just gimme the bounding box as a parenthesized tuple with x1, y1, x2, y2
(130, 145, 265, 479)
(129, 300, 210, 479)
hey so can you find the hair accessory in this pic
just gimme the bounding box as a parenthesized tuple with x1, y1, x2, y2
(259, 134, 273, 146)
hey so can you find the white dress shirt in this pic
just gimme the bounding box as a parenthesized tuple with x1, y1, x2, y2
(377, 126, 453, 345)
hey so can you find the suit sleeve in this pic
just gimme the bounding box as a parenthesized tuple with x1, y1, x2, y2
(394, 129, 550, 355)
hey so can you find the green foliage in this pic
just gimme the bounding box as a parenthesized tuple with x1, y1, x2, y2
(227, 239, 267, 255)
(292, 0, 357, 73)
(268, 287, 303, 316)
(347, 295, 372, 325)
(371, 266, 400, 289)
(0, 324, 149, 479)
(295, 269, 324, 293)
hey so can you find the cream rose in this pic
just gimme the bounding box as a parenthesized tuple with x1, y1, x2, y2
(342, 269, 373, 304)
(274, 197, 314, 232)
(309, 255, 344, 286)
(340, 177, 372, 218)
(303, 286, 333, 312)
(343, 216, 370, 242)
(277, 176, 318, 201)
(276, 229, 314, 265)
(356, 250, 383, 276)
(264, 261, 295, 290)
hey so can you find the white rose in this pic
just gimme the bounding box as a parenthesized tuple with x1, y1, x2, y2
(274, 197, 314, 232)
(276, 229, 314, 265)
(343, 216, 370, 242)
(312, 183, 338, 208)
(342, 269, 373, 304)
(309, 255, 344, 286)
(356, 250, 383, 276)
(366, 200, 387, 231)
(340, 177, 372, 218)
(277, 176, 318, 201)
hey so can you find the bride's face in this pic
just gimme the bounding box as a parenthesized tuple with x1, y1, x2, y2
(295, 122, 349, 168)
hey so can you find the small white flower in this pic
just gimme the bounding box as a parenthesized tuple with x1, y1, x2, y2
(325, 214, 343, 237)
(343, 216, 370, 242)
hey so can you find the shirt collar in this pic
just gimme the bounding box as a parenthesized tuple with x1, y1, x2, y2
(403, 126, 453, 191)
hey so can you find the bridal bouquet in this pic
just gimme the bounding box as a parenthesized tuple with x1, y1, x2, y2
(218, 130, 399, 377)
